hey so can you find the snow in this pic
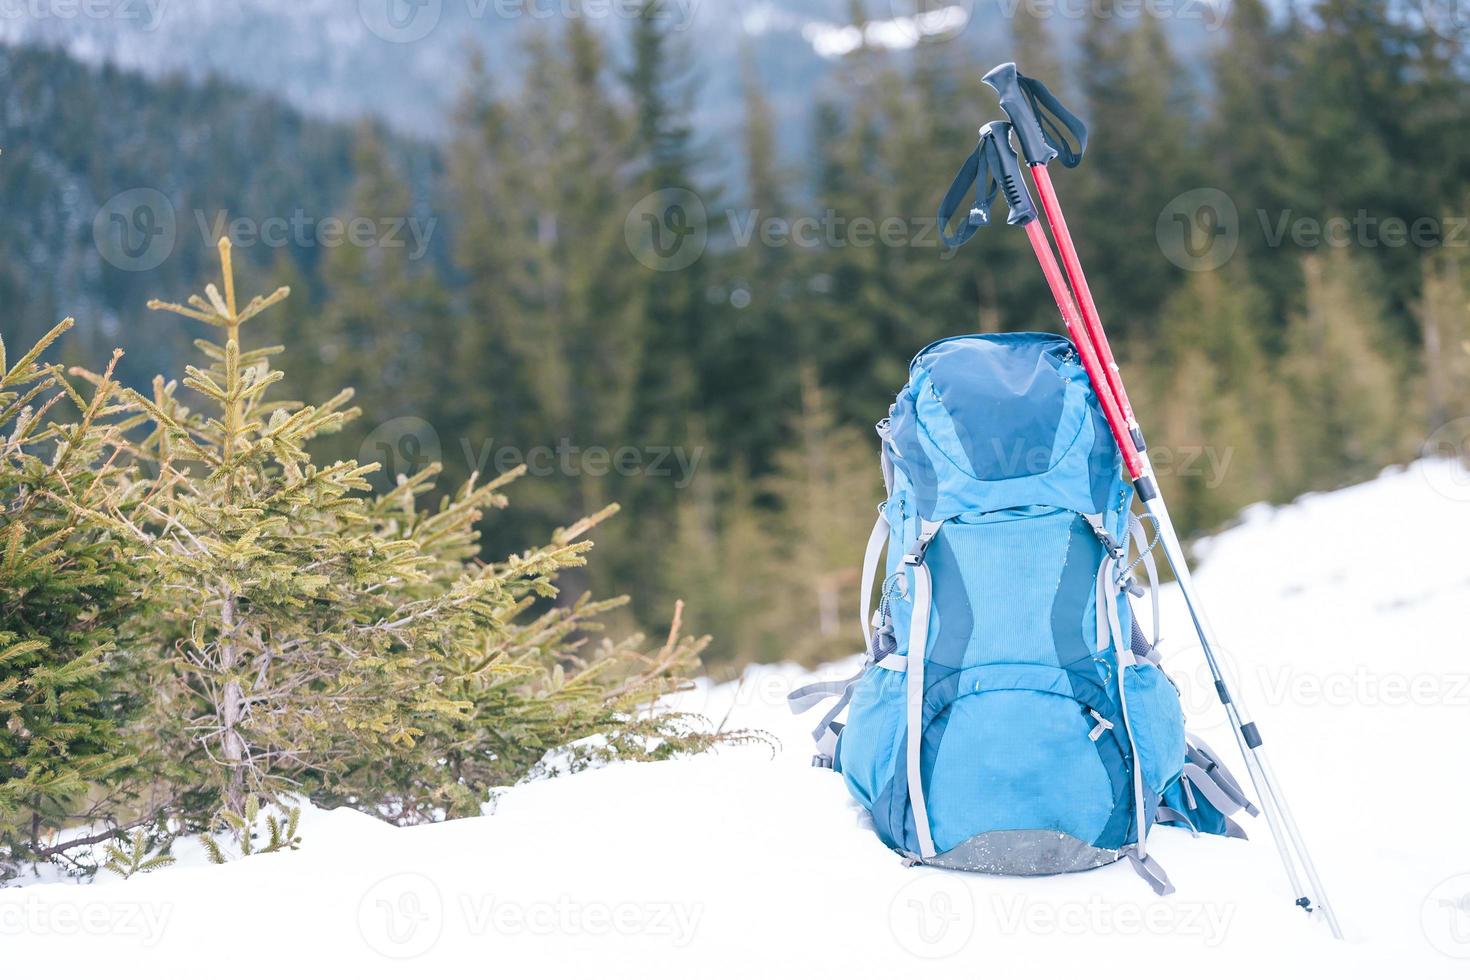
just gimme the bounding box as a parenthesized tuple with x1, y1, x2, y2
(5, 461, 1470, 977)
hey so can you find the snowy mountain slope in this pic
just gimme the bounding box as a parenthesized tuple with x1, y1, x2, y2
(4, 461, 1468, 977)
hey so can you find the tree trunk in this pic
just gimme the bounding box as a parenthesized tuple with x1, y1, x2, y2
(219, 594, 247, 815)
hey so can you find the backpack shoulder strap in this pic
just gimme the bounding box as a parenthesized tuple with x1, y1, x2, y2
(859, 509, 889, 652)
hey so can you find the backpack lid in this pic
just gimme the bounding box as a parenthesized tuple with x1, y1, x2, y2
(885, 332, 1124, 522)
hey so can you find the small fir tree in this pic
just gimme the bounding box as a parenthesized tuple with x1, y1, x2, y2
(127, 238, 722, 822)
(0, 319, 146, 879)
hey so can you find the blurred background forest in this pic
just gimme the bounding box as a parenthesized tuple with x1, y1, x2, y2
(3, 0, 1469, 671)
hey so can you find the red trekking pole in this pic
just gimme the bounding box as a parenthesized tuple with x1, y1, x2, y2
(980, 63, 1344, 938)
(938, 122, 1143, 481)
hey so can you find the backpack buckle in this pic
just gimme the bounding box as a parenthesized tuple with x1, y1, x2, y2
(902, 520, 944, 566)
(1082, 514, 1125, 561)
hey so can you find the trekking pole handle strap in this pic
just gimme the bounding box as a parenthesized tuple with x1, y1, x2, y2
(982, 62, 1088, 168)
(937, 122, 1037, 248)
(937, 138, 994, 249)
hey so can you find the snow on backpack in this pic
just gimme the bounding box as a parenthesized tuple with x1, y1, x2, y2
(790, 333, 1257, 893)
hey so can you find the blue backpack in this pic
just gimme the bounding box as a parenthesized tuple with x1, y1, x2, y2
(790, 333, 1257, 893)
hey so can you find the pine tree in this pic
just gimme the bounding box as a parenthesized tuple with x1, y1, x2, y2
(672, 369, 882, 668)
(447, 25, 650, 604)
(1008, 1, 1062, 88)
(0, 319, 146, 878)
(1208, 0, 1304, 326)
(1415, 253, 1470, 435)
(757, 369, 883, 665)
(616, 3, 728, 620)
(126, 238, 711, 818)
(1074, 4, 1198, 330)
(1144, 267, 1281, 530)
(293, 124, 454, 483)
(1280, 251, 1408, 487)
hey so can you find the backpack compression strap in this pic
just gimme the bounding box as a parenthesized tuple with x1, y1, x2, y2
(788, 511, 894, 767)
(899, 520, 944, 859)
(1087, 513, 1175, 896)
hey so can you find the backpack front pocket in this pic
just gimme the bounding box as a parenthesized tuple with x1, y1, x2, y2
(921, 663, 1130, 855)
(1121, 662, 1186, 799)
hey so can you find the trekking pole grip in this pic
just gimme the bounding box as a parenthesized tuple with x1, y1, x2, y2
(981, 121, 1037, 226)
(983, 63, 1055, 166)
(983, 62, 1087, 168)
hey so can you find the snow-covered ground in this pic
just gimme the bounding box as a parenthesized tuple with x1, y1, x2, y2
(6, 462, 1470, 977)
